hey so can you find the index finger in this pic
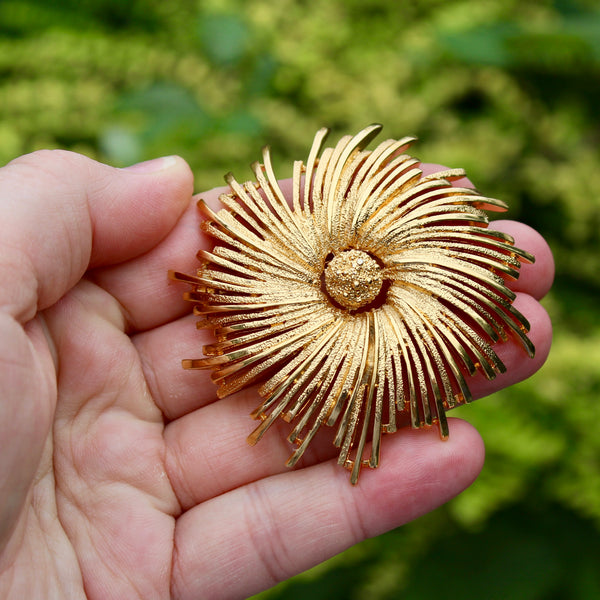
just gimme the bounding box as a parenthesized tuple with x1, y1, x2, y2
(135, 217, 553, 423)
(90, 162, 553, 333)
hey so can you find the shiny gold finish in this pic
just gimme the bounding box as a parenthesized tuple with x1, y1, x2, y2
(324, 250, 383, 310)
(171, 125, 535, 484)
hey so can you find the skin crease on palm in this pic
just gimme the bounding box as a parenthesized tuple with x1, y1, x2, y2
(0, 149, 553, 600)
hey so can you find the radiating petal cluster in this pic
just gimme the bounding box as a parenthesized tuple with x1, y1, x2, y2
(172, 125, 535, 484)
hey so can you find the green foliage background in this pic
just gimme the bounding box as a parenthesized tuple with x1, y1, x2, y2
(2, 0, 599, 597)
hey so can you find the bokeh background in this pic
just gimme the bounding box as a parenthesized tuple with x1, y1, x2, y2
(2, 0, 599, 597)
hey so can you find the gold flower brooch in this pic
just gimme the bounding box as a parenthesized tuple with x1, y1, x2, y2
(171, 125, 535, 484)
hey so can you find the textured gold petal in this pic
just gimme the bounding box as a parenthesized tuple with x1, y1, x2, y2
(172, 125, 536, 484)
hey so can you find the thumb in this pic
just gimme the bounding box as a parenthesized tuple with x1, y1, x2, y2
(0, 150, 193, 322)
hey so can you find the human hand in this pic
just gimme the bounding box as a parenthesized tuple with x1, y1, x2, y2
(0, 151, 553, 599)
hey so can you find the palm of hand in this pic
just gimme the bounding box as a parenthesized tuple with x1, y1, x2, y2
(0, 151, 553, 600)
(11, 280, 178, 597)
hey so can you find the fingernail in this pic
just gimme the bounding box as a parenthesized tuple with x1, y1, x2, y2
(123, 155, 179, 173)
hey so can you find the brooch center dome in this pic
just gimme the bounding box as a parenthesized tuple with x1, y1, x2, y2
(324, 249, 383, 310)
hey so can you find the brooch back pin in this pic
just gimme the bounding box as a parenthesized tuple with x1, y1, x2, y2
(171, 125, 535, 484)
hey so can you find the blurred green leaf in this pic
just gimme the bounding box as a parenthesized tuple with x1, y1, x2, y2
(198, 13, 250, 66)
(119, 83, 196, 111)
(439, 24, 516, 67)
(99, 125, 141, 164)
(398, 504, 600, 600)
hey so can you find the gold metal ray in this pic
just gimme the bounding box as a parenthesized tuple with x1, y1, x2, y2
(171, 125, 536, 485)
